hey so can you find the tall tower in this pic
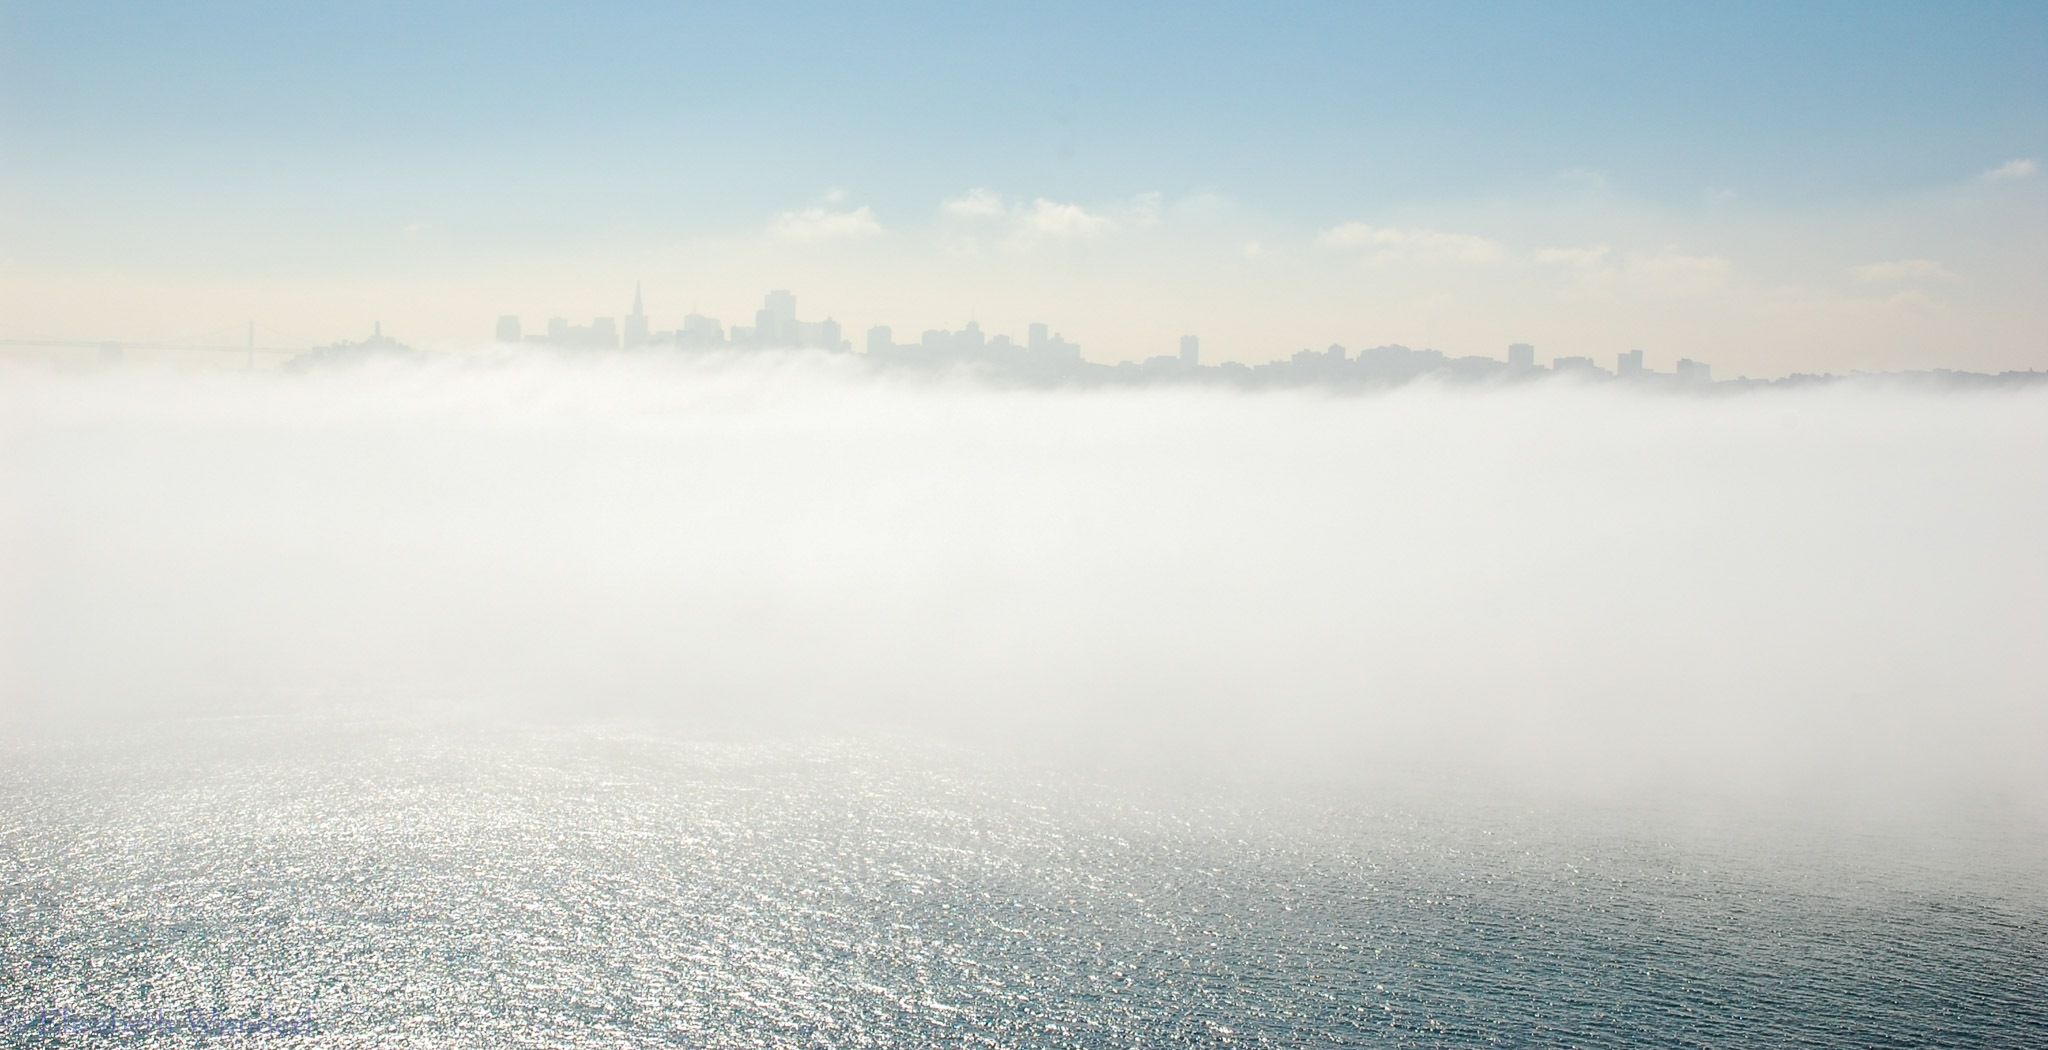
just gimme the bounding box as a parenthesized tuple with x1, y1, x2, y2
(1179, 335, 1199, 367)
(757, 290, 798, 346)
(624, 284, 650, 348)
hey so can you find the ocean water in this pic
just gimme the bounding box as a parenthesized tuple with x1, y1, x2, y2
(3, 714, 2043, 1048)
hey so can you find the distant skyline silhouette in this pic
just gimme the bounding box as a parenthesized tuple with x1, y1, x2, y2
(3, 4, 2043, 377)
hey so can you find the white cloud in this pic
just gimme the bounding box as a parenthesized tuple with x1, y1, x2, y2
(1175, 190, 1232, 214)
(943, 190, 1167, 242)
(1126, 191, 1164, 226)
(1541, 247, 1732, 299)
(1980, 158, 2038, 182)
(1318, 222, 1504, 263)
(1877, 289, 1943, 312)
(1535, 245, 1610, 267)
(942, 188, 1007, 218)
(1628, 249, 1731, 295)
(769, 204, 883, 241)
(1853, 258, 1958, 283)
(1022, 198, 1115, 239)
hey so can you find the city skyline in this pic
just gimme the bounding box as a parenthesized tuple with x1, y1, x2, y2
(236, 283, 2029, 390)
(31, 279, 2048, 390)
(3, 3, 2044, 378)
(40, 279, 2048, 389)
(490, 286, 1728, 382)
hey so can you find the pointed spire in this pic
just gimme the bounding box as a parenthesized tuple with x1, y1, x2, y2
(632, 283, 644, 316)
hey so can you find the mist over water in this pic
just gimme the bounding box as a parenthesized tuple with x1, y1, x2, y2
(3, 353, 2045, 1045)
(6, 353, 2044, 803)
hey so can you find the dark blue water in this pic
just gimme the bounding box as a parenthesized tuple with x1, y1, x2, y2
(3, 716, 2043, 1047)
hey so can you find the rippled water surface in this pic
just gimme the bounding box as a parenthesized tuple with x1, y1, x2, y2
(4, 715, 2044, 1048)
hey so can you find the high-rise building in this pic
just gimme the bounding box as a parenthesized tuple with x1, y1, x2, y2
(624, 285, 650, 348)
(1674, 358, 1712, 383)
(1508, 343, 1535, 368)
(1179, 335, 1199, 366)
(866, 326, 893, 355)
(496, 316, 522, 344)
(530, 315, 623, 349)
(795, 318, 845, 351)
(756, 290, 799, 346)
(1028, 323, 1050, 353)
(680, 313, 724, 349)
(1617, 348, 1644, 376)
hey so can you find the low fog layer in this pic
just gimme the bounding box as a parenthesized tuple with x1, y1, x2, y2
(3, 353, 2044, 815)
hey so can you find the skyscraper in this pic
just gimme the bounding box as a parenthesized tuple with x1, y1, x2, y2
(1179, 335, 1199, 367)
(624, 285, 650, 349)
(1617, 348, 1644, 376)
(678, 313, 724, 349)
(796, 317, 845, 351)
(1508, 343, 1535, 368)
(495, 316, 522, 344)
(756, 291, 799, 346)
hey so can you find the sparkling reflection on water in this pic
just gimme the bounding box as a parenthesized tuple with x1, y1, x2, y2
(3, 715, 2044, 1048)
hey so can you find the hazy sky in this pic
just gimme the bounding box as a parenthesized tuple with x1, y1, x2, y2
(3, 1, 2045, 375)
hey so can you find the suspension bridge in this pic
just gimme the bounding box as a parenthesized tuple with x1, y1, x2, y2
(0, 322, 330, 368)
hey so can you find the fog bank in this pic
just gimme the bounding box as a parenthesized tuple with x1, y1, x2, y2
(3, 353, 2044, 815)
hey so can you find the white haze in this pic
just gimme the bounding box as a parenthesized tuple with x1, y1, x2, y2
(2, 353, 2045, 827)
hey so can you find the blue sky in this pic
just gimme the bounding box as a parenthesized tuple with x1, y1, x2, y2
(3, 1, 2044, 372)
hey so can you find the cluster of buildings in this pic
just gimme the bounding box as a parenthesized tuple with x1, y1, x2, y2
(496, 288, 848, 353)
(864, 320, 1085, 382)
(1210, 342, 1712, 387)
(284, 322, 415, 372)
(1546, 346, 1712, 383)
(490, 288, 1720, 387)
